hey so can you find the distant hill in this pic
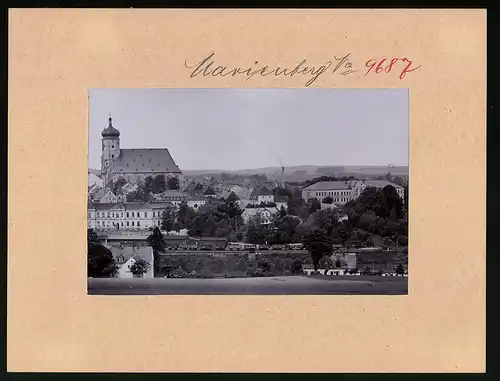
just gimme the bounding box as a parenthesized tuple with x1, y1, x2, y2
(183, 165, 409, 182)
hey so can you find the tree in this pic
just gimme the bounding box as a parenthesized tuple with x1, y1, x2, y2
(319, 255, 334, 275)
(291, 259, 303, 274)
(397, 235, 408, 247)
(161, 209, 176, 232)
(302, 229, 332, 271)
(278, 206, 287, 219)
(113, 177, 127, 194)
(152, 175, 167, 194)
(382, 185, 404, 219)
(308, 198, 321, 213)
(147, 227, 166, 274)
(87, 229, 117, 278)
(126, 187, 150, 202)
(395, 263, 405, 275)
(167, 176, 180, 190)
(322, 196, 333, 204)
(129, 258, 150, 277)
(176, 201, 197, 230)
(144, 176, 154, 195)
(245, 213, 270, 245)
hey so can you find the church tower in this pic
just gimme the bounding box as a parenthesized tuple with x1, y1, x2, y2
(101, 115, 120, 188)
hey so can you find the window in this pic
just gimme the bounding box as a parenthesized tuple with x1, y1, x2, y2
(132, 221, 135, 226)
(111, 154, 114, 159)
(107, 212, 110, 218)
(144, 212, 147, 218)
(132, 212, 135, 217)
(153, 212, 156, 217)
(96, 212, 100, 218)
(127, 212, 129, 218)
(121, 222, 123, 226)
(127, 221, 129, 226)
(112, 145, 114, 149)
(137, 221, 140, 227)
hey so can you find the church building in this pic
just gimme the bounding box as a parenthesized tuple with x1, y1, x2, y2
(101, 116, 183, 189)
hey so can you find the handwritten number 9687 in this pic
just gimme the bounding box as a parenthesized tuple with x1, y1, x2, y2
(365, 57, 421, 79)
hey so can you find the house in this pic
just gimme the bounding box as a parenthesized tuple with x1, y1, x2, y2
(121, 183, 138, 196)
(153, 190, 189, 206)
(235, 187, 254, 208)
(93, 188, 119, 204)
(187, 193, 207, 210)
(321, 202, 338, 210)
(88, 183, 102, 198)
(274, 195, 288, 210)
(88, 172, 103, 188)
(225, 192, 240, 204)
(242, 207, 278, 225)
(108, 245, 154, 278)
(249, 186, 275, 205)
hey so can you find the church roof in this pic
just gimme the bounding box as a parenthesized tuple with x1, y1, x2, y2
(101, 116, 120, 138)
(113, 149, 181, 174)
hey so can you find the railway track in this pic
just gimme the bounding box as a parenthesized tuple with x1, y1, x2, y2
(160, 250, 309, 255)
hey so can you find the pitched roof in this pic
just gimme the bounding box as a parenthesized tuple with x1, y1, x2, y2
(236, 187, 253, 200)
(226, 192, 240, 202)
(303, 181, 352, 191)
(259, 187, 274, 196)
(275, 195, 288, 203)
(113, 149, 181, 174)
(189, 193, 207, 201)
(363, 180, 404, 189)
(112, 246, 153, 265)
(150, 202, 176, 209)
(93, 203, 118, 211)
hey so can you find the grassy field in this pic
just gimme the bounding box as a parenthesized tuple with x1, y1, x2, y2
(88, 275, 408, 295)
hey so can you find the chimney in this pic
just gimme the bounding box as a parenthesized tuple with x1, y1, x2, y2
(281, 166, 285, 188)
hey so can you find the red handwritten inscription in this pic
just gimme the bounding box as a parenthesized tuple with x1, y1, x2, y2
(364, 57, 421, 79)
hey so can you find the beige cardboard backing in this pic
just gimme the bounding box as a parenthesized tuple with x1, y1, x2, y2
(8, 9, 486, 372)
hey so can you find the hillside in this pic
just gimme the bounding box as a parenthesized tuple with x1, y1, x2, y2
(184, 165, 409, 183)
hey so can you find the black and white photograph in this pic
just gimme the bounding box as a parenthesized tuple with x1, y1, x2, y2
(87, 88, 409, 295)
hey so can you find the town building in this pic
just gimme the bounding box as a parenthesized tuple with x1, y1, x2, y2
(301, 179, 405, 205)
(105, 244, 155, 279)
(187, 193, 207, 210)
(88, 200, 175, 231)
(249, 186, 275, 205)
(274, 195, 288, 210)
(242, 207, 278, 225)
(100, 116, 183, 189)
(88, 171, 103, 188)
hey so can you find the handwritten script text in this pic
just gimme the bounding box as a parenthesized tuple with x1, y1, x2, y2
(184, 52, 358, 87)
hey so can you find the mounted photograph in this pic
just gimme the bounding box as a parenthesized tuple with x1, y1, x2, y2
(87, 88, 409, 295)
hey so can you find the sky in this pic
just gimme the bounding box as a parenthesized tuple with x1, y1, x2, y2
(88, 88, 408, 171)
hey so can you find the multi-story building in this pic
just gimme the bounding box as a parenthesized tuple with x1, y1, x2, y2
(88, 200, 175, 231)
(301, 180, 405, 205)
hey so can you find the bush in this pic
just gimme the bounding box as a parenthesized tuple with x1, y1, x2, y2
(291, 259, 303, 274)
(397, 235, 408, 246)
